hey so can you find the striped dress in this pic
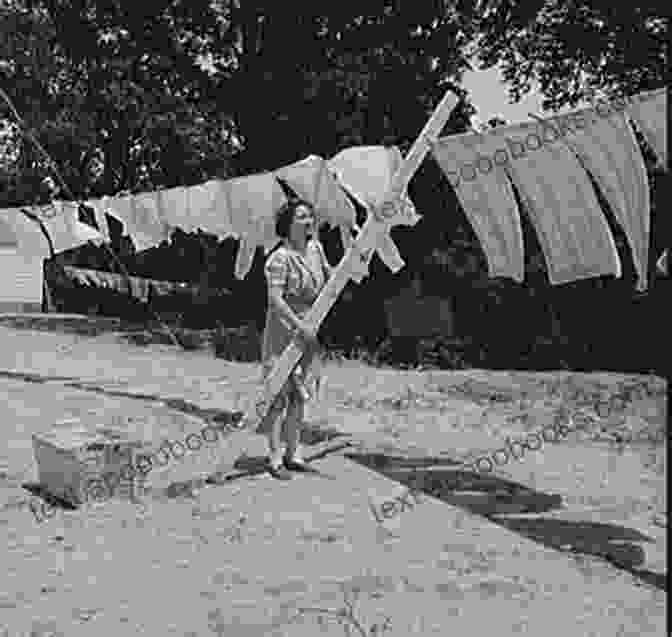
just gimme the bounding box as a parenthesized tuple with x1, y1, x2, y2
(261, 238, 330, 409)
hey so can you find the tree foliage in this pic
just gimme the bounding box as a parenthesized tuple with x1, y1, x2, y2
(0, 1, 668, 374)
(1, 1, 666, 202)
(0, 0, 480, 206)
(1, 0, 238, 205)
(210, 1, 478, 170)
(473, 0, 667, 110)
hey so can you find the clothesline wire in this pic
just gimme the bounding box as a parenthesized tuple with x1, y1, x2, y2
(0, 85, 188, 347)
(2, 85, 332, 341)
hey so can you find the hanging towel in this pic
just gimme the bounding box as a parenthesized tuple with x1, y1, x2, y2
(223, 173, 286, 279)
(184, 179, 231, 236)
(432, 132, 525, 282)
(626, 88, 667, 169)
(275, 155, 357, 229)
(487, 120, 621, 285)
(131, 191, 171, 251)
(558, 105, 651, 290)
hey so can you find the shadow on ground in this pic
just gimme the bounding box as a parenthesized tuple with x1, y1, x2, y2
(0, 368, 346, 447)
(10, 367, 350, 509)
(4, 340, 665, 593)
(0, 315, 227, 351)
(346, 451, 666, 592)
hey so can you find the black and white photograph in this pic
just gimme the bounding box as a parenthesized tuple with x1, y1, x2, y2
(0, 1, 668, 635)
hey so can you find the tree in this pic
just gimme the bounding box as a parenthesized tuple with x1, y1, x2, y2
(0, 0, 236, 206)
(1, 1, 485, 337)
(1, 1, 482, 204)
(473, 0, 667, 110)
(206, 1, 479, 171)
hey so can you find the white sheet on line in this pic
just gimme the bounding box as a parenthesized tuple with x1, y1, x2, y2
(432, 131, 525, 282)
(489, 119, 622, 285)
(560, 105, 651, 290)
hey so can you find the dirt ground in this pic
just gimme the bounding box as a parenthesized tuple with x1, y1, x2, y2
(0, 316, 667, 636)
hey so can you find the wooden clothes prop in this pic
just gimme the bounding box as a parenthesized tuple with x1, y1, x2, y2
(233, 90, 460, 431)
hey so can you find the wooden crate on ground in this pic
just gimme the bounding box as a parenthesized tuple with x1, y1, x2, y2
(32, 419, 150, 505)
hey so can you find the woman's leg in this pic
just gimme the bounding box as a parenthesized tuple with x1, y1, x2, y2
(266, 395, 288, 468)
(283, 389, 305, 462)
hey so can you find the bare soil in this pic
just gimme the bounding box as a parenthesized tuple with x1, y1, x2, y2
(0, 315, 666, 636)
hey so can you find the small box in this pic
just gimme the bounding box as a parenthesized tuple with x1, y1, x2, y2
(32, 419, 149, 506)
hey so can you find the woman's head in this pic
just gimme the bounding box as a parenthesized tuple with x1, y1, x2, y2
(275, 199, 316, 242)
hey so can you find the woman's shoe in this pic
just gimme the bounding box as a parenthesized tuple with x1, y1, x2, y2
(267, 461, 293, 480)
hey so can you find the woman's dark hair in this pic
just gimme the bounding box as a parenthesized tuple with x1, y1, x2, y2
(274, 198, 315, 238)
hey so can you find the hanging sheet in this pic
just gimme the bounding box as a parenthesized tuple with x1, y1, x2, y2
(103, 192, 165, 252)
(557, 105, 651, 290)
(626, 88, 667, 168)
(328, 146, 418, 221)
(184, 179, 229, 236)
(487, 120, 622, 284)
(157, 186, 189, 236)
(275, 155, 357, 230)
(223, 173, 286, 279)
(432, 131, 525, 282)
(131, 191, 172, 250)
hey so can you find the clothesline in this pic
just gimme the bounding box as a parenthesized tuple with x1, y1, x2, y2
(431, 87, 667, 292)
(0, 146, 414, 280)
(1, 86, 667, 292)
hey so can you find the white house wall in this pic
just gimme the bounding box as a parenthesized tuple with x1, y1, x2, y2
(0, 249, 43, 313)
